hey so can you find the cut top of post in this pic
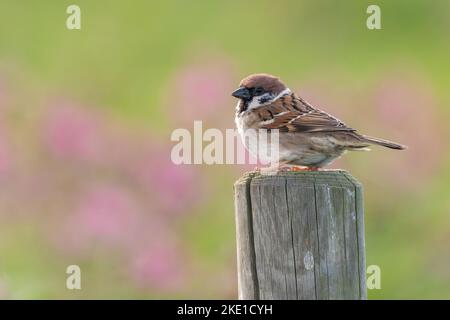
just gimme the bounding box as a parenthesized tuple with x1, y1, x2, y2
(235, 170, 362, 189)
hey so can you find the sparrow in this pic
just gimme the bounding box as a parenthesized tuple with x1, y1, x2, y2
(232, 73, 406, 171)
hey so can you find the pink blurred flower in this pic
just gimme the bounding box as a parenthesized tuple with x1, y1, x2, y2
(130, 241, 185, 290)
(0, 79, 12, 176)
(74, 184, 141, 241)
(134, 144, 201, 215)
(372, 72, 443, 186)
(167, 56, 235, 124)
(0, 125, 11, 176)
(78, 186, 137, 238)
(44, 102, 104, 162)
(54, 184, 144, 256)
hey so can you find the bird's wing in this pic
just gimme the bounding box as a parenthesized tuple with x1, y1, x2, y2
(257, 93, 356, 133)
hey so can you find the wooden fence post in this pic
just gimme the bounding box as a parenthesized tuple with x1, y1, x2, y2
(234, 170, 366, 300)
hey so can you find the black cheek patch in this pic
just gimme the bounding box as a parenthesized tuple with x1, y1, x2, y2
(258, 96, 272, 104)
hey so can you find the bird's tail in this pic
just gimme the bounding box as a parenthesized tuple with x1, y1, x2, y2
(362, 135, 406, 150)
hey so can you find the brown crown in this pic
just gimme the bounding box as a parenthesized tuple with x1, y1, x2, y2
(239, 73, 287, 94)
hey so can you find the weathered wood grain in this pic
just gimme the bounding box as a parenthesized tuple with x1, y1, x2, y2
(234, 172, 259, 299)
(234, 170, 366, 300)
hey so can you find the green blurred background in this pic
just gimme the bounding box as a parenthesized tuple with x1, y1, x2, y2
(0, 0, 449, 299)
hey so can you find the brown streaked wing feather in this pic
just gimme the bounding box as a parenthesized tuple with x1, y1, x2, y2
(261, 111, 299, 132)
(290, 109, 355, 133)
(258, 94, 356, 133)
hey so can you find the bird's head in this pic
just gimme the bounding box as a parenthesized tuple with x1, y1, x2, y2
(232, 73, 289, 113)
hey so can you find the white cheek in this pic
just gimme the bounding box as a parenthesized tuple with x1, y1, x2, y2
(247, 93, 273, 111)
(247, 97, 261, 111)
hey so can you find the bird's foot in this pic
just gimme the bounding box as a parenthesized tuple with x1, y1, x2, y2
(259, 164, 321, 175)
(259, 166, 278, 176)
(302, 166, 320, 172)
(280, 165, 320, 172)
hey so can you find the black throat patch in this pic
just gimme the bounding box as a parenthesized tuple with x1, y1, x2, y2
(239, 100, 249, 113)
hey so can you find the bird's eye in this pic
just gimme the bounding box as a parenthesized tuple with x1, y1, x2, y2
(253, 87, 264, 96)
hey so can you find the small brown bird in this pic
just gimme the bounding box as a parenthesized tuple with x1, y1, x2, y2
(232, 73, 405, 171)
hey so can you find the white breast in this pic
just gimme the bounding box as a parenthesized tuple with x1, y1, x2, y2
(235, 111, 279, 165)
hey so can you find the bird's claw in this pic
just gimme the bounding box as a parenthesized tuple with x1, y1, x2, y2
(278, 165, 321, 172)
(258, 164, 321, 175)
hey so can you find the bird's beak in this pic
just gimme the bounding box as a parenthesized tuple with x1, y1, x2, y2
(231, 87, 251, 100)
